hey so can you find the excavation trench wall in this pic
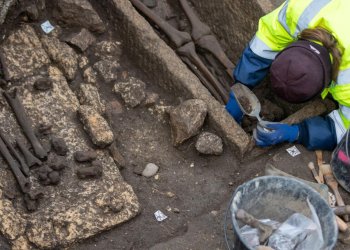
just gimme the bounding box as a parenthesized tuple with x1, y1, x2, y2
(101, 0, 283, 157)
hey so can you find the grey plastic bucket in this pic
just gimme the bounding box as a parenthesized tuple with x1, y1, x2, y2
(229, 176, 338, 249)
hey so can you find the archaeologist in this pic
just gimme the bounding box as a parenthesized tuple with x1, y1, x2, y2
(226, 0, 350, 150)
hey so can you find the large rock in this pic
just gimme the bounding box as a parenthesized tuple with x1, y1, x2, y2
(78, 105, 114, 147)
(169, 99, 208, 146)
(62, 28, 96, 52)
(41, 35, 78, 80)
(53, 0, 106, 33)
(93, 59, 120, 83)
(113, 77, 146, 108)
(195, 132, 223, 155)
(0, 25, 50, 80)
(76, 83, 105, 114)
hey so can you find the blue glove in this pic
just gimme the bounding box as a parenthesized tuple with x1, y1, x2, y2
(226, 91, 244, 124)
(254, 123, 299, 147)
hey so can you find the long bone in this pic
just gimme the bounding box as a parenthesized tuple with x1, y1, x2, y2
(177, 42, 229, 103)
(130, 0, 229, 103)
(16, 138, 42, 167)
(0, 130, 29, 176)
(3, 90, 47, 159)
(178, 0, 234, 76)
(181, 56, 224, 104)
(130, 0, 192, 48)
(0, 135, 30, 193)
(178, 0, 211, 41)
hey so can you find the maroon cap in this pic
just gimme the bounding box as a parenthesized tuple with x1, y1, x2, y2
(270, 40, 332, 103)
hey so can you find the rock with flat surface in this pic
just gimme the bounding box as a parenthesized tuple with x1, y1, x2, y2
(113, 77, 146, 107)
(74, 150, 97, 162)
(169, 99, 207, 146)
(93, 59, 120, 83)
(53, 0, 105, 33)
(195, 132, 223, 155)
(41, 35, 78, 80)
(76, 83, 105, 114)
(78, 105, 114, 147)
(0, 25, 50, 80)
(63, 28, 96, 52)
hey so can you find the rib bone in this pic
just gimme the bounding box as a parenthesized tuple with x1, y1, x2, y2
(177, 42, 229, 103)
(130, 0, 192, 48)
(3, 90, 47, 159)
(0, 135, 30, 193)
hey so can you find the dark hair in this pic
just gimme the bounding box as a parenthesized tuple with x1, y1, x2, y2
(299, 27, 342, 81)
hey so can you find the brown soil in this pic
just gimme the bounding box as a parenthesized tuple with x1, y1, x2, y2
(238, 96, 253, 114)
(0, 1, 348, 250)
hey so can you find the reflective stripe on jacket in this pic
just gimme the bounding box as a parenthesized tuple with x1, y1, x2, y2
(245, 0, 350, 145)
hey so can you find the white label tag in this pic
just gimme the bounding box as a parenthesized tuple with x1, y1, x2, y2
(286, 145, 301, 157)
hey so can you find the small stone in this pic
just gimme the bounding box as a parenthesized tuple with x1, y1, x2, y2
(166, 206, 172, 212)
(142, 163, 159, 178)
(113, 77, 146, 107)
(154, 174, 159, 180)
(190, 163, 194, 168)
(173, 208, 180, 213)
(51, 136, 69, 156)
(62, 28, 96, 52)
(166, 191, 175, 198)
(195, 132, 223, 155)
(228, 182, 234, 186)
(34, 77, 53, 91)
(74, 150, 97, 162)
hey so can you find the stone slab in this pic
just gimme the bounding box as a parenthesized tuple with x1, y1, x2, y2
(0, 25, 50, 81)
(0, 67, 139, 248)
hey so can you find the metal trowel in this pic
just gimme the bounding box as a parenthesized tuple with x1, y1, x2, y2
(231, 83, 272, 129)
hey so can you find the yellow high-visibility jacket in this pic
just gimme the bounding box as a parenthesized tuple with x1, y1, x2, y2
(237, 0, 350, 146)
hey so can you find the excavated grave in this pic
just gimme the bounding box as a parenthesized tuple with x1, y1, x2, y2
(0, 0, 343, 249)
